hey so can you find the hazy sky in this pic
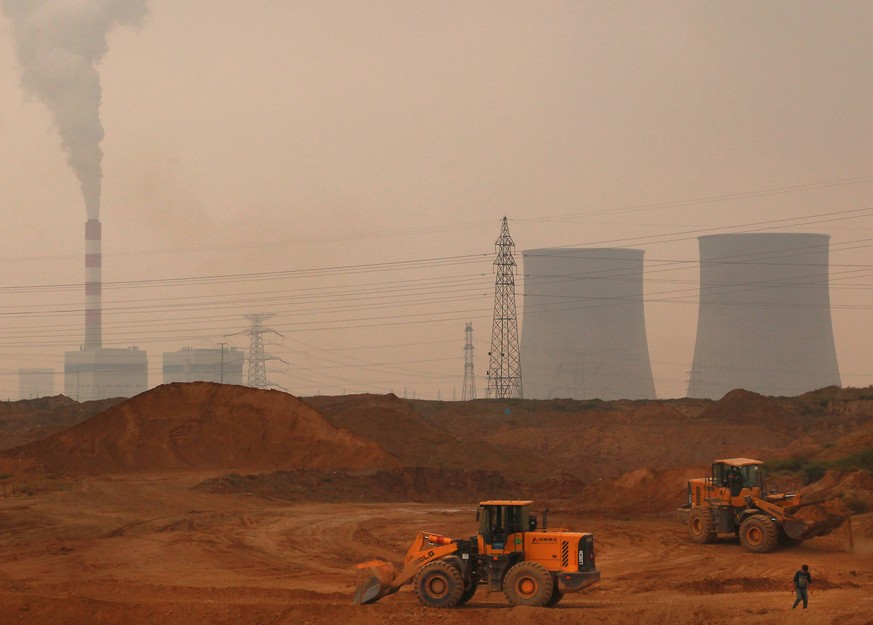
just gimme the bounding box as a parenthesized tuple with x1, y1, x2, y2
(2, 1, 873, 401)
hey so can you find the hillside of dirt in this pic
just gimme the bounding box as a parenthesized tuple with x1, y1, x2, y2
(0, 382, 871, 625)
(2, 384, 871, 513)
(0, 395, 122, 452)
(305, 393, 558, 480)
(0, 383, 397, 476)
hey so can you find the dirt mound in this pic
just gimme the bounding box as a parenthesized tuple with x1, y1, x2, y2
(304, 393, 457, 466)
(697, 388, 795, 423)
(677, 577, 785, 594)
(0, 383, 398, 476)
(0, 395, 123, 451)
(627, 401, 689, 421)
(823, 421, 873, 458)
(585, 466, 694, 513)
(800, 470, 873, 515)
(307, 394, 556, 480)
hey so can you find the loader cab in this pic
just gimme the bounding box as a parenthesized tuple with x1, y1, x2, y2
(712, 458, 764, 498)
(477, 500, 532, 553)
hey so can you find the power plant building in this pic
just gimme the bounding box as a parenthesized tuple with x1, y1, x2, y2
(163, 347, 245, 385)
(18, 368, 55, 399)
(64, 347, 148, 401)
(688, 233, 841, 399)
(520, 248, 657, 401)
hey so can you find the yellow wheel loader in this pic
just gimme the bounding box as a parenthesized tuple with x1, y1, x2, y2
(677, 458, 839, 553)
(353, 500, 600, 608)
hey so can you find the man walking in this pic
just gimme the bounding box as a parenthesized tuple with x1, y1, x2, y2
(792, 564, 812, 609)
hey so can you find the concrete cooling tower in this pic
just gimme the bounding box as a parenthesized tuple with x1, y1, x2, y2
(688, 233, 840, 399)
(520, 248, 656, 400)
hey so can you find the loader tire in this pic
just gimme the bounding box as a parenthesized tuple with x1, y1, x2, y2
(457, 582, 478, 605)
(739, 514, 778, 553)
(688, 508, 717, 544)
(414, 560, 464, 608)
(503, 561, 554, 607)
(545, 585, 564, 607)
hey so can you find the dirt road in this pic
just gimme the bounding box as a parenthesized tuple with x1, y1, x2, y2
(1, 474, 871, 625)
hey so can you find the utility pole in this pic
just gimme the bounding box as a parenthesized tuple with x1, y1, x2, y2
(462, 322, 477, 400)
(487, 217, 523, 399)
(218, 342, 227, 384)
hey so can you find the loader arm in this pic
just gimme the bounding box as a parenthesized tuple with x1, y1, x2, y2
(749, 496, 808, 540)
(393, 533, 459, 587)
(353, 532, 458, 604)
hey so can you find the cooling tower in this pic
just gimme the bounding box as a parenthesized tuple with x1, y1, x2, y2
(520, 248, 656, 400)
(688, 233, 840, 399)
(85, 219, 102, 348)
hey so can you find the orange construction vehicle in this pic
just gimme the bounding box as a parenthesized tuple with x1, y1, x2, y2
(354, 500, 600, 608)
(677, 458, 836, 553)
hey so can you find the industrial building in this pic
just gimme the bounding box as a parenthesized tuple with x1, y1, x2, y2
(520, 248, 657, 401)
(64, 347, 148, 401)
(687, 233, 841, 399)
(163, 347, 245, 385)
(18, 368, 55, 399)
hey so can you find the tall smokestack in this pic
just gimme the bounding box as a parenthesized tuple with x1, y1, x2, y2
(85, 219, 102, 348)
(3, 0, 148, 351)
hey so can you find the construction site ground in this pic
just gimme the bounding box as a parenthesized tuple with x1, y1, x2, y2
(0, 382, 872, 624)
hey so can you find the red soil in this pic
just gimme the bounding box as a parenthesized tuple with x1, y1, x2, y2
(0, 382, 870, 625)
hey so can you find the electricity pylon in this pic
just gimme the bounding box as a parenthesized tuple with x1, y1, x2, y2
(242, 313, 282, 389)
(486, 217, 523, 398)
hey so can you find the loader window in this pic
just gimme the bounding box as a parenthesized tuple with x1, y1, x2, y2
(481, 506, 506, 548)
(712, 463, 726, 487)
(505, 505, 529, 535)
(742, 464, 762, 489)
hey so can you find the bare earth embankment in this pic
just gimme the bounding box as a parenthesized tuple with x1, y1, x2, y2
(0, 382, 871, 625)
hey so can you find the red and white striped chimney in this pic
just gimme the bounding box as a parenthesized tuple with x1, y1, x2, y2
(85, 219, 102, 349)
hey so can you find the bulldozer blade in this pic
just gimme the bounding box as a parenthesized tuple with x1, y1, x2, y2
(353, 560, 397, 605)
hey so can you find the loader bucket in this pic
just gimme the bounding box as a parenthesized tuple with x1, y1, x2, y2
(781, 517, 809, 541)
(353, 559, 397, 605)
(796, 516, 846, 541)
(782, 513, 846, 542)
(782, 501, 848, 542)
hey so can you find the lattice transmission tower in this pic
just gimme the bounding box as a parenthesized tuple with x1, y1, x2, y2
(462, 322, 477, 400)
(486, 217, 523, 398)
(243, 313, 281, 389)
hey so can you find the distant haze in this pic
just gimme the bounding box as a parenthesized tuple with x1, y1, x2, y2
(1, 2, 872, 400)
(2, 0, 148, 219)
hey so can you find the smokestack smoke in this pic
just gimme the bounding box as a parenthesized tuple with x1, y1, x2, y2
(2, 0, 148, 219)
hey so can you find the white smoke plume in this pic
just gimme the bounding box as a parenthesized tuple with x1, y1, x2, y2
(2, 0, 148, 219)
